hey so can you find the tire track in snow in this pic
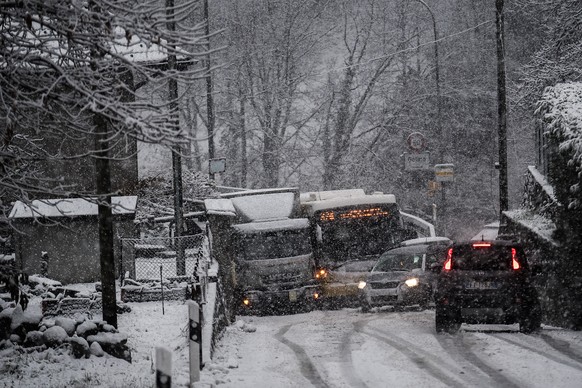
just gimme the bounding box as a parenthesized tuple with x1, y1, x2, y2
(338, 319, 370, 388)
(441, 333, 521, 388)
(354, 320, 466, 388)
(540, 333, 582, 365)
(275, 324, 330, 388)
(488, 333, 582, 372)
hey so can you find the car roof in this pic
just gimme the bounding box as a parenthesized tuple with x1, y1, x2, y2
(399, 236, 452, 247)
(453, 240, 522, 248)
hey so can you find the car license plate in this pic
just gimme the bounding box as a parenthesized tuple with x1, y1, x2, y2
(289, 290, 298, 302)
(465, 280, 499, 289)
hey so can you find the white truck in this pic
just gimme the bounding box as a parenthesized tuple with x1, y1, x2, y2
(204, 188, 318, 315)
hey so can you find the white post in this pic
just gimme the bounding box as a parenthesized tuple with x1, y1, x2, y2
(155, 346, 172, 388)
(188, 300, 201, 384)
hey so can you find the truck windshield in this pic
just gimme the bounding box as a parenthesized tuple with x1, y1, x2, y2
(240, 229, 312, 261)
(315, 204, 402, 262)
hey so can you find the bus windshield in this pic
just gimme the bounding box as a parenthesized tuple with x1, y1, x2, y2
(238, 229, 312, 261)
(315, 204, 404, 262)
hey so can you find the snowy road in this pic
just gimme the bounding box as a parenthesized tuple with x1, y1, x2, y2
(201, 308, 582, 388)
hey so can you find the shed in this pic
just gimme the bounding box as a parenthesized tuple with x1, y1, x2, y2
(9, 196, 138, 284)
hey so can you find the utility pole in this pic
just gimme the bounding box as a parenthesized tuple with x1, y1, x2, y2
(166, 0, 185, 275)
(496, 0, 509, 214)
(89, 0, 117, 328)
(204, 0, 216, 181)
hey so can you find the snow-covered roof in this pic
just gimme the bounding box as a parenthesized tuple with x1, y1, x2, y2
(300, 189, 366, 203)
(9, 196, 138, 219)
(204, 199, 237, 217)
(221, 187, 298, 199)
(536, 81, 582, 167)
(230, 193, 296, 221)
(232, 218, 309, 234)
(301, 193, 396, 214)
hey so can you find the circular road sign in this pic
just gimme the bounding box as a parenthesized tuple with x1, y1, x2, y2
(407, 132, 427, 152)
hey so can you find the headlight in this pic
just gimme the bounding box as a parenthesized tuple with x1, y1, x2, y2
(358, 280, 367, 289)
(404, 278, 419, 287)
(315, 269, 328, 279)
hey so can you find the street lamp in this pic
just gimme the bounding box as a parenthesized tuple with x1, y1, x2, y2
(415, 0, 442, 155)
(414, 0, 447, 235)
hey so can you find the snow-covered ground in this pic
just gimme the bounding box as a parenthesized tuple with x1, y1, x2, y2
(0, 289, 193, 388)
(3, 293, 582, 388)
(203, 308, 582, 388)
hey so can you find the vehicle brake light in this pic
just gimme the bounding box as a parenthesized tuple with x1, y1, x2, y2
(443, 248, 453, 271)
(511, 248, 520, 270)
(472, 242, 492, 248)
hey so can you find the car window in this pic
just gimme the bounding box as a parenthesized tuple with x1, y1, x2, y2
(373, 253, 423, 272)
(452, 246, 518, 271)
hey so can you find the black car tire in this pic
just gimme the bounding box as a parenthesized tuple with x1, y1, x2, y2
(519, 302, 542, 334)
(436, 305, 461, 334)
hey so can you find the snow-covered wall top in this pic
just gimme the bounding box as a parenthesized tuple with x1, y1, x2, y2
(230, 193, 296, 221)
(233, 218, 309, 234)
(536, 81, 582, 167)
(9, 196, 138, 219)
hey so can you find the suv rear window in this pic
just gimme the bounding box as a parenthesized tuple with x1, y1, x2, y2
(451, 245, 521, 271)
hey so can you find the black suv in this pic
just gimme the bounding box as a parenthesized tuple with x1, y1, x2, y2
(434, 240, 541, 334)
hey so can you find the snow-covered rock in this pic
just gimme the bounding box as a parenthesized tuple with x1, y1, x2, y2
(9, 305, 43, 338)
(55, 316, 77, 336)
(76, 320, 98, 338)
(43, 325, 68, 347)
(69, 336, 90, 359)
(24, 330, 45, 347)
(90, 341, 104, 357)
(87, 332, 131, 362)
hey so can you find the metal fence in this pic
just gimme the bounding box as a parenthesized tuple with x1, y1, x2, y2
(121, 234, 207, 285)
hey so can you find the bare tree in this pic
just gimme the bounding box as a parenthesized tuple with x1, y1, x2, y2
(0, 0, 211, 325)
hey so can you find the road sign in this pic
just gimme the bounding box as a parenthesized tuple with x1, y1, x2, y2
(404, 152, 430, 171)
(435, 164, 454, 182)
(407, 132, 427, 152)
(209, 158, 226, 174)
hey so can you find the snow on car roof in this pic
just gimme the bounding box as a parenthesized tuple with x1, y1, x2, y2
(232, 218, 309, 234)
(9, 196, 138, 219)
(400, 236, 452, 246)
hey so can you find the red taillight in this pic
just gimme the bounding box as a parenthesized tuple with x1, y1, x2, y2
(472, 242, 492, 248)
(512, 248, 520, 270)
(443, 248, 453, 271)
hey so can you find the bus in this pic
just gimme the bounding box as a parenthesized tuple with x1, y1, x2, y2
(300, 189, 420, 306)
